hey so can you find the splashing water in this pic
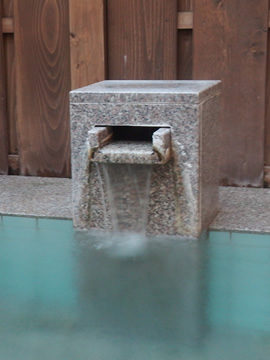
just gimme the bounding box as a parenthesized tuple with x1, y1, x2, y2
(100, 163, 152, 256)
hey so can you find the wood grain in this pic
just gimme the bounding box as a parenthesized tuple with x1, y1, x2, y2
(178, 0, 193, 11)
(177, 0, 192, 80)
(2, 0, 13, 15)
(4, 33, 17, 155)
(69, 0, 106, 90)
(0, 1, 9, 174)
(107, 0, 178, 80)
(193, 0, 268, 187)
(14, 0, 71, 177)
(2, 0, 18, 157)
(265, 3, 270, 167)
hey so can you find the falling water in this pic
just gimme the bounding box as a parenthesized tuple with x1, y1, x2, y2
(100, 163, 152, 256)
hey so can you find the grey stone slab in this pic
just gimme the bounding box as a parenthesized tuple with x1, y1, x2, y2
(0, 176, 72, 219)
(70, 80, 220, 105)
(210, 187, 270, 233)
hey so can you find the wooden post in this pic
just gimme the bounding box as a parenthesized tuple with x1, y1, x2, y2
(0, 1, 9, 174)
(2, 0, 18, 167)
(14, 0, 71, 177)
(264, 3, 270, 174)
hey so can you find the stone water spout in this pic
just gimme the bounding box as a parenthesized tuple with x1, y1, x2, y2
(70, 80, 221, 238)
(88, 126, 171, 165)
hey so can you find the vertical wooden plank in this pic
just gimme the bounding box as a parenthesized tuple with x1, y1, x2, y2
(14, 0, 71, 177)
(2, 0, 17, 157)
(69, 0, 106, 90)
(2, 0, 13, 14)
(193, 1, 268, 187)
(3, 34, 17, 156)
(177, 0, 193, 80)
(265, 1, 270, 168)
(0, 0, 9, 174)
(107, 0, 178, 80)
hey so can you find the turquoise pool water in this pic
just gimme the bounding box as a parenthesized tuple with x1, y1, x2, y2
(0, 216, 270, 360)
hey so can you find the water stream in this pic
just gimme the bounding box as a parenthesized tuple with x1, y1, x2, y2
(100, 163, 152, 254)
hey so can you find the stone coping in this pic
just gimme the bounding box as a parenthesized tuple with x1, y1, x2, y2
(70, 80, 221, 105)
(1, 175, 270, 234)
(0, 176, 72, 220)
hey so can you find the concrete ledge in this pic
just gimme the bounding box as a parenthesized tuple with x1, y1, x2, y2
(0, 176, 72, 219)
(210, 187, 270, 234)
(1, 175, 270, 234)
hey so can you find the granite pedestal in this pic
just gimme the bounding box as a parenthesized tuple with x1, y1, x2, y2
(70, 80, 221, 238)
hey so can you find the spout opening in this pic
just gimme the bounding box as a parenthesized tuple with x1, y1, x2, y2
(88, 125, 171, 165)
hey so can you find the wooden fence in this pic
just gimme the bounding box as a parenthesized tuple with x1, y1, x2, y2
(1, 0, 270, 187)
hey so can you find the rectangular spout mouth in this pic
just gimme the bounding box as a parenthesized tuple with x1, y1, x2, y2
(88, 126, 172, 165)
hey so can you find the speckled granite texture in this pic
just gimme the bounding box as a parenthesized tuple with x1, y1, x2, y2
(92, 141, 161, 164)
(70, 80, 221, 238)
(0, 176, 72, 219)
(210, 187, 270, 233)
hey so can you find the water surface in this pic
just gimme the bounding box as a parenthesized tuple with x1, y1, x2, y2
(0, 216, 270, 360)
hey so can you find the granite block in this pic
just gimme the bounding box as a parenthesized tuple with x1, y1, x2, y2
(70, 80, 220, 105)
(70, 80, 221, 238)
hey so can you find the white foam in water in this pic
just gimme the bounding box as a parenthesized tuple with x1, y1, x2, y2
(106, 232, 148, 258)
(91, 231, 148, 259)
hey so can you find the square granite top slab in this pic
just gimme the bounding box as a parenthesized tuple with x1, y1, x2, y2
(1, 175, 270, 234)
(70, 80, 221, 105)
